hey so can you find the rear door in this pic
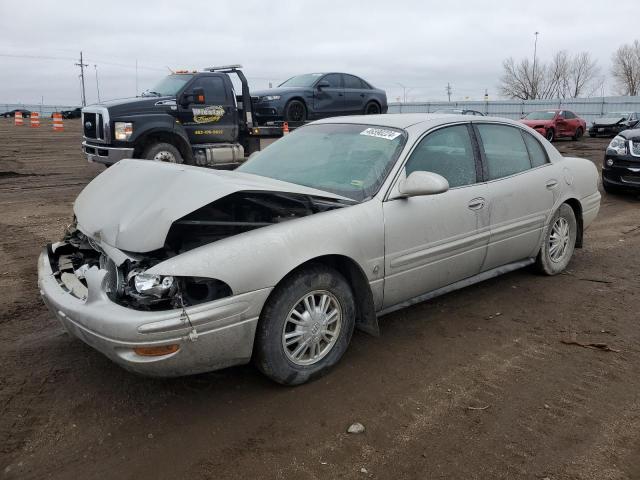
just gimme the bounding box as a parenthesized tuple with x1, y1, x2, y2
(343, 74, 367, 114)
(177, 74, 237, 145)
(383, 123, 490, 308)
(555, 111, 571, 137)
(313, 73, 345, 116)
(474, 123, 556, 270)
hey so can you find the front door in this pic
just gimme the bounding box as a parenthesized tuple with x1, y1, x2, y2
(177, 74, 237, 144)
(474, 123, 556, 270)
(383, 124, 490, 308)
(313, 73, 345, 117)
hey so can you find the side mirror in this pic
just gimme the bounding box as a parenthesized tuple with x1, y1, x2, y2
(397, 171, 449, 197)
(316, 80, 330, 90)
(180, 87, 206, 107)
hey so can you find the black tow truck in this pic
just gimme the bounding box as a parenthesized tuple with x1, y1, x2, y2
(81, 65, 288, 168)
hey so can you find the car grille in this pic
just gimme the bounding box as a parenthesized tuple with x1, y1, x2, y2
(631, 141, 640, 157)
(621, 175, 640, 185)
(83, 112, 104, 140)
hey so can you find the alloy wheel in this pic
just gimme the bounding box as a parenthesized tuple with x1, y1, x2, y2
(549, 217, 570, 262)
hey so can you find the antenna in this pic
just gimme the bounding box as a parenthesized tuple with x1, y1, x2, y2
(94, 64, 101, 103)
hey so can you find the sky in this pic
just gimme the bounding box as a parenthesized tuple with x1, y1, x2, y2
(0, 0, 639, 106)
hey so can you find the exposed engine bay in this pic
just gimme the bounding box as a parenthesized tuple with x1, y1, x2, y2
(50, 191, 354, 311)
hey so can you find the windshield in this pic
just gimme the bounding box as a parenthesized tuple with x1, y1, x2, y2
(524, 111, 556, 120)
(237, 123, 406, 201)
(143, 74, 193, 96)
(279, 73, 324, 88)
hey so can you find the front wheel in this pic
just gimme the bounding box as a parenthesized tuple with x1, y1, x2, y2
(536, 204, 577, 275)
(283, 100, 307, 123)
(254, 264, 355, 385)
(143, 142, 183, 163)
(364, 101, 381, 115)
(545, 128, 555, 142)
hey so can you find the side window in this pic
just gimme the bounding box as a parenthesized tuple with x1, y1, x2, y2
(564, 111, 575, 119)
(322, 74, 342, 88)
(477, 124, 531, 180)
(190, 76, 227, 104)
(521, 130, 549, 168)
(344, 74, 362, 89)
(405, 125, 477, 188)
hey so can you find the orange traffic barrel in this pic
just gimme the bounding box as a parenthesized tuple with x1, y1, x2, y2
(52, 112, 64, 131)
(282, 122, 289, 135)
(14, 111, 24, 126)
(30, 112, 40, 127)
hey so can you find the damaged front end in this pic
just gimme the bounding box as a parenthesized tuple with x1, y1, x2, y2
(50, 190, 353, 312)
(49, 224, 232, 311)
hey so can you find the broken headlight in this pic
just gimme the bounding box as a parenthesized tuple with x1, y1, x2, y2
(607, 136, 627, 155)
(130, 271, 175, 298)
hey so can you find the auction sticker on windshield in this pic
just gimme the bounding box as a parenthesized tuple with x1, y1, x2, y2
(360, 127, 402, 140)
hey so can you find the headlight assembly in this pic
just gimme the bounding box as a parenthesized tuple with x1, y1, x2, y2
(133, 272, 174, 298)
(114, 122, 133, 141)
(262, 95, 281, 101)
(607, 136, 627, 155)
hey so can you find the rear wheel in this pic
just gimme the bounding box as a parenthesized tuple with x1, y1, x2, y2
(364, 101, 381, 115)
(254, 264, 355, 385)
(589, 132, 596, 138)
(536, 204, 577, 275)
(545, 128, 555, 142)
(143, 142, 183, 163)
(572, 127, 583, 140)
(283, 100, 307, 123)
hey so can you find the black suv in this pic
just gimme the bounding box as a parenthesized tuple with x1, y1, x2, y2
(602, 124, 640, 193)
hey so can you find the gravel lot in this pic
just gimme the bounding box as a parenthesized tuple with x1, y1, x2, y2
(1, 118, 639, 480)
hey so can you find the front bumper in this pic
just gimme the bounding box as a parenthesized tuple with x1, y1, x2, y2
(602, 155, 640, 190)
(37, 248, 272, 377)
(83, 141, 134, 166)
(589, 125, 624, 137)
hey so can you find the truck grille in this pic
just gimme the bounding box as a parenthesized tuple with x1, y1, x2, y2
(83, 112, 104, 140)
(631, 141, 640, 157)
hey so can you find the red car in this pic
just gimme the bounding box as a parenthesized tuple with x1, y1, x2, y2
(519, 109, 587, 142)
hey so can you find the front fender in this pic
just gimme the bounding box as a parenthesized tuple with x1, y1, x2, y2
(147, 200, 385, 306)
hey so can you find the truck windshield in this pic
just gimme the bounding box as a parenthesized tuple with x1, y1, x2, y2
(237, 123, 406, 201)
(279, 73, 324, 88)
(143, 74, 194, 96)
(523, 111, 556, 120)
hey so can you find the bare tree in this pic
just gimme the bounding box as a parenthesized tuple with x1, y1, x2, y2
(500, 50, 600, 99)
(611, 40, 640, 96)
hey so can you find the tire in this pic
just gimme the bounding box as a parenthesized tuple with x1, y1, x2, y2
(143, 142, 183, 163)
(283, 100, 307, 123)
(572, 127, 583, 141)
(536, 204, 577, 276)
(254, 264, 356, 385)
(589, 133, 596, 138)
(545, 128, 555, 142)
(364, 101, 381, 115)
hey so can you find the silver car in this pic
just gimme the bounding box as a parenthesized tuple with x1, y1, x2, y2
(38, 114, 601, 385)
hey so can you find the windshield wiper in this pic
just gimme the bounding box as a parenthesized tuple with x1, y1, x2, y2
(142, 91, 163, 97)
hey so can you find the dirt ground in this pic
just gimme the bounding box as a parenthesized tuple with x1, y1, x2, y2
(1, 118, 639, 480)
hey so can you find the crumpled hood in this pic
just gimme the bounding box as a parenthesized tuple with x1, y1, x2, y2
(592, 116, 625, 126)
(74, 159, 348, 253)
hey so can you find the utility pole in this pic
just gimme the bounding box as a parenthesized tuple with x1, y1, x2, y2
(446, 83, 452, 102)
(396, 82, 407, 103)
(94, 64, 101, 103)
(75, 51, 88, 106)
(532, 32, 539, 99)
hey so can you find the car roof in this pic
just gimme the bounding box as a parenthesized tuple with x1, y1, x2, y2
(312, 113, 522, 130)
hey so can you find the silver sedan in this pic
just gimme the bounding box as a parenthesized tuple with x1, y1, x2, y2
(38, 114, 601, 385)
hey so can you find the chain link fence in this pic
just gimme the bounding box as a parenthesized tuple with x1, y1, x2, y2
(388, 96, 640, 122)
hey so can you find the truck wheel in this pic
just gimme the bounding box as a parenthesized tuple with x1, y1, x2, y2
(364, 101, 381, 115)
(284, 100, 307, 122)
(254, 264, 355, 385)
(143, 142, 183, 163)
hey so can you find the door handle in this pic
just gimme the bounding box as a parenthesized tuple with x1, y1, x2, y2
(360, 93, 365, 97)
(546, 179, 558, 189)
(468, 197, 485, 210)
(338, 93, 343, 96)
